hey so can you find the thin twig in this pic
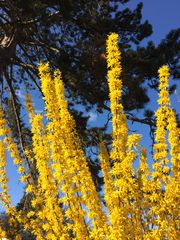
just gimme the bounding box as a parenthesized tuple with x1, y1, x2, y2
(3, 68, 36, 183)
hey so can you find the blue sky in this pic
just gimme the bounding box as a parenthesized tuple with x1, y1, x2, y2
(128, 0, 180, 44)
(1, 0, 180, 210)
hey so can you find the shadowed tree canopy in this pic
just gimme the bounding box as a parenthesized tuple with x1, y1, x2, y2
(0, 0, 179, 204)
(1, 0, 179, 110)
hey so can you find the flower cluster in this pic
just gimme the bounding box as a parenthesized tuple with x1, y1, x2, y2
(0, 33, 179, 239)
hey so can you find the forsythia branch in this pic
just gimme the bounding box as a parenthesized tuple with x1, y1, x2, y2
(0, 33, 179, 240)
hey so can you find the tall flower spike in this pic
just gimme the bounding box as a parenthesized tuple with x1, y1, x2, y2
(164, 76, 180, 239)
(153, 66, 171, 181)
(54, 69, 108, 239)
(157, 65, 180, 180)
(0, 140, 22, 238)
(0, 106, 31, 185)
(53, 70, 90, 239)
(106, 33, 141, 239)
(106, 33, 128, 162)
(39, 64, 88, 239)
(31, 113, 66, 239)
(151, 65, 173, 238)
(25, 92, 58, 239)
(0, 140, 11, 208)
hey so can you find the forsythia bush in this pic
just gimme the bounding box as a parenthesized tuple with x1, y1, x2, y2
(0, 33, 179, 240)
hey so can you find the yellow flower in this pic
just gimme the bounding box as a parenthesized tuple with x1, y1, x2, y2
(26, 184, 34, 193)
(157, 65, 170, 105)
(27, 211, 35, 218)
(18, 166, 26, 173)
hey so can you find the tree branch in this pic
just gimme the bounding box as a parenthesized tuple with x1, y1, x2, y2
(3, 68, 36, 183)
(28, 41, 60, 53)
(101, 103, 155, 127)
(12, 57, 43, 95)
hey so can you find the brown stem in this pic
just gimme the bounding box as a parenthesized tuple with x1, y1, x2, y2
(3, 68, 36, 183)
(102, 103, 155, 127)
